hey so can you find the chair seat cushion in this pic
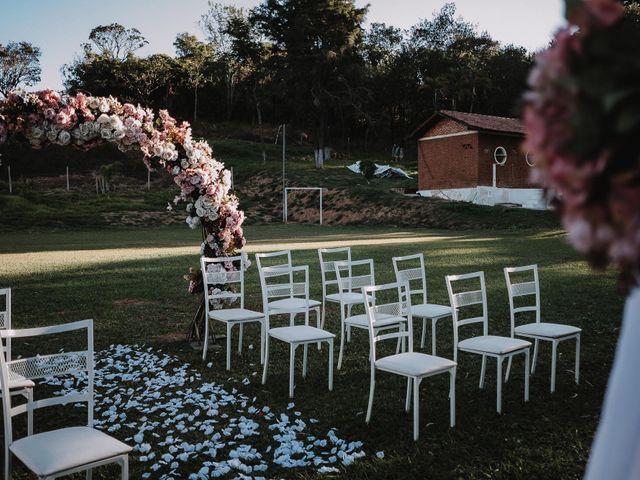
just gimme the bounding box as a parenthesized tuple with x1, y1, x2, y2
(10, 426, 131, 477)
(344, 313, 405, 328)
(209, 308, 264, 322)
(269, 325, 335, 343)
(268, 298, 321, 311)
(458, 335, 531, 355)
(408, 303, 452, 319)
(515, 322, 581, 339)
(375, 352, 456, 377)
(325, 292, 372, 304)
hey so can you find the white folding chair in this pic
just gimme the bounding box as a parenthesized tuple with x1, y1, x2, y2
(392, 253, 452, 354)
(0, 288, 34, 446)
(504, 264, 581, 393)
(446, 271, 531, 414)
(318, 247, 352, 332)
(0, 319, 131, 480)
(200, 255, 265, 369)
(334, 259, 390, 369)
(256, 250, 321, 330)
(260, 265, 335, 398)
(362, 282, 456, 441)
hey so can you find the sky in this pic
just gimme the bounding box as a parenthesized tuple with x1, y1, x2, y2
(0, 0, 566, 91)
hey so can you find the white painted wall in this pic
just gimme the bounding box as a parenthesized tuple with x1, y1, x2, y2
(417, 186, 549, 210)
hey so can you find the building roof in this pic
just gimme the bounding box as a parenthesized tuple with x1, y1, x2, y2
(410, 110, 525, 139)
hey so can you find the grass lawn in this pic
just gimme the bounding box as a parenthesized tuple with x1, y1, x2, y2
(0, 223, 622, 479)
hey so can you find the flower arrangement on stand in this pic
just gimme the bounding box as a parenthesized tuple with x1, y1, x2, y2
(524, 0, 640, 286)
(524, 1, 640, 478)
(0, 90, 247, 341)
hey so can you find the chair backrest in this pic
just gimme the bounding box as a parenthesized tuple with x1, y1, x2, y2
(504, 264, 540, 336)
(446, 271, 489, 347)
(334, 259, 375, 298)
(255, 250, 292, 271)
(392, 253, 428, 305)
(0, 319, 94, 447)
(0, 288, 11, 361)
(318, 247, 352, 298)
(200, 255, 246, 315)
(258, 264, 310, 308)
(362, 282, 412, 364)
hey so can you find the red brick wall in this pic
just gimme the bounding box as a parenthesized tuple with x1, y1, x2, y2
(477, 133, 531, 188)
(420, 118, 467, 138)
(418, 132, 479, 190)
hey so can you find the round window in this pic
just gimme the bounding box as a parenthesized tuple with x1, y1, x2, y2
(525, 151, 535, 167)
(494, 146, 507, 165)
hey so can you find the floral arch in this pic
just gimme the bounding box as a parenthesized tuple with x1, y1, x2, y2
(0, 90, 246, 291)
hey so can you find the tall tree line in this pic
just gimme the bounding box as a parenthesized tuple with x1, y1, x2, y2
(13, 2, 537, 165)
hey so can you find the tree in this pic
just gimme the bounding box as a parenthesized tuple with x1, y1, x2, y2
(200, 2, 250, 120)
(174, 33, 215, 122)
(252, 0, 368, 168)
(0, 41, 41, 97)
(85, 23, 148, 60)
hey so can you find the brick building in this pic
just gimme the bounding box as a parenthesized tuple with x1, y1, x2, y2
(410, 110, 546, 209)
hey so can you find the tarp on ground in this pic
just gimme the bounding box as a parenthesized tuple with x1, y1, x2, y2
(346, 161, 411, 178)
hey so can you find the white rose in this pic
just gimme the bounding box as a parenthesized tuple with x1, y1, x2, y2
(113, 128, 125, 140)
(58, 130, 71, 145)
(181, 159, 189, 169)
(31, 127, 43, 139)
(172, 166, 181, 175)
(196, 207, 205, 217)
(46, 130, 58, 142)
(109, 115, 122, 129)
(88, 97, 99, 109)
(152, 144, 163, 156)
(98, 99, 110, 113)
(100, 128, 113, 140)
(96, 114, 110, 124)
(186, 203, 193, 213)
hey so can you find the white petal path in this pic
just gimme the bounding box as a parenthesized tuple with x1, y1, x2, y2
(42, 344, 372, 479)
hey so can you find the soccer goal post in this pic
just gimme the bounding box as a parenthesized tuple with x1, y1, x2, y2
(284, 187, 324, 225)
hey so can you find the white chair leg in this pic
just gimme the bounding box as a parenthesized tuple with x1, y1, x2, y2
(5, 443, 11, 480)
(551, 340, 558, 393)
(413, 377, 420, 441)
(316, 307, 323, 350)
(496, 357, 503, 414)
(238, 323, 243, 353)
(302, 343, 308, 378)
(532, 339, 539, 374)
(405, 377, 412, 412)
(328, 339, 334, 391)
(575, 334, 581, 384)
(27, 388, 33, 436)
(289, 344, 296, 398)
(450, 368, 456, 427)
(524, 350, 530, 402)
(202, 317, 210, 361)
(431, 319, 437, 355)
(260, 317, 267, 364)
(321, 300, 326, 329)
(347, 304, 352, 342)
(86, 468, 93, 480)
(420, 317, 427, 349)
(338, 320, 346, 370)
(121, 455, 129, 479)
(505, 356, 512, 383)
(261, 335, 270, 384)
(479, 355, 487, 389)
(366, 367, 375, 423)
(226, 323, 232, 371)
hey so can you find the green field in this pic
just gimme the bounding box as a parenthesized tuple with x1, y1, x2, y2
(0, 223, 622, 479)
